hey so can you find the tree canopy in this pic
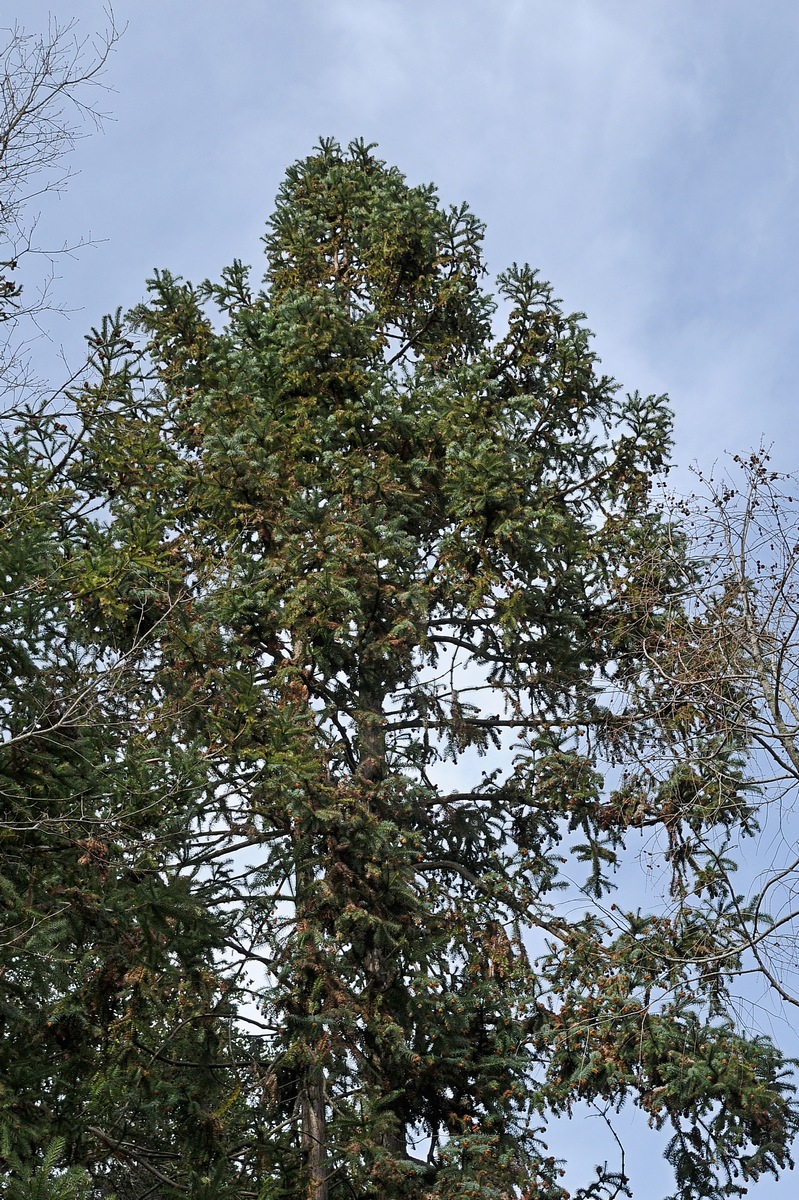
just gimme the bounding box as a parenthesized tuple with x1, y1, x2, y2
(2, 138, 798, 1200)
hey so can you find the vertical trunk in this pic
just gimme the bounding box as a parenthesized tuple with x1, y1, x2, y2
(288, 637, 330, 1200)
(383, 1124, 408, 1158)
(357, 675, 387, 783)
(293, 893, 329, 1200)
(301, 1063, 329, 1200)
(357, 672, 410, 1160)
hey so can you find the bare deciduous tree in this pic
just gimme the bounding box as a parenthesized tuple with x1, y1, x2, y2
(0, 8, 121, 402)
(628, 449, 799, 1012)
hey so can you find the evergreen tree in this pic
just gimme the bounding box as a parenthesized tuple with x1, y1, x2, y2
(0, 15, 242, 1198)
(0, 392, 244, 1198)
(30, 140, 799, 1198)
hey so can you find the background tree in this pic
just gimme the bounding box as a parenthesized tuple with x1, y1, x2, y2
(0, 10, 121, 406)
(64, 139, 799, 1199)
(0, 400, 242, 1197)
(622, 450, 799, 1015)
(0, 13, 118, 1195)
(0, 14, 247, 1199)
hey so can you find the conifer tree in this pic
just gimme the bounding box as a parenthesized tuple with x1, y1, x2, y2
(0, 392, 244, 1198)
(45, 140, 799, 1198)
(0, 17, 244, 1195)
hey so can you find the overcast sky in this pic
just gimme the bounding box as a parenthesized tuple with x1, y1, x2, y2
(18, 0, 799, 479)
(14, 2, 799, 1194)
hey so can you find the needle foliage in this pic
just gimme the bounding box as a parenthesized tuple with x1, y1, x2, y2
(3, 139, 797, 1199)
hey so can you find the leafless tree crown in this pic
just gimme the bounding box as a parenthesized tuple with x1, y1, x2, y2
(0, 8, 121, 398)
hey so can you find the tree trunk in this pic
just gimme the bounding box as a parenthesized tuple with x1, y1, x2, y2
(383, 1123, 408, 1158)
(301, 1064, 328, 1200)
(357, 674, 387, 784)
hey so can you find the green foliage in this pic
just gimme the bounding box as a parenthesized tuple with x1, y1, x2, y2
(0, 1132, 91, 1199)
(3, 139, 797, 1198)
(0, 407, 240, 1196)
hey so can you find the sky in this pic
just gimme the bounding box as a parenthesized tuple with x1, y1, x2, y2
(11, 1, 799, 1194)
(18, 0, 799, 480)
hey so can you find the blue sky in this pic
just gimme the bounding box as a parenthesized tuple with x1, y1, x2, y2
(14, 2, 799, 1194)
